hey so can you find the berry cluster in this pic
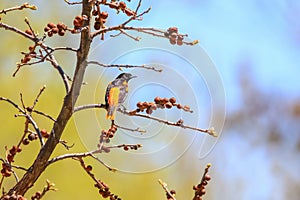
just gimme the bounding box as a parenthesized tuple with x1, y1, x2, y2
(93, 11, 108, 30)
(73, 15, 86, 30)
(31, 191, 42, 200)
(102, 124, 117, 139)
(20, 43, 37, 64)
(135, 97, 192, 115)
(1, 146, 21, 177)
(164, 27, 185, 46)
(1, 193, 27, 200)
(22, 129, 49, 145)
(192, 164, 212, 200)
(84, 168, 121, 200)
(122, 144, 142, 151)
(44, 22, 68, 37)
(106, 1, 136, 17)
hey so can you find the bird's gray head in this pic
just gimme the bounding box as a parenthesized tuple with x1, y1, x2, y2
(116, 73, 137, 81)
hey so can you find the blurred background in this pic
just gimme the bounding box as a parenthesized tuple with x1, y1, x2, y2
(0, 0, 300, 199)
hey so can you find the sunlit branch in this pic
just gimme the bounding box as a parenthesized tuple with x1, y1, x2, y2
(87, 61, 163, 72)
(0, 3, 37, 15)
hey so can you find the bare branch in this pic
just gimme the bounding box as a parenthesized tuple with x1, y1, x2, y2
(0, 3, 37, 15)
(158, 179, 176, 200)
(0, 97, 45, 146)
(32, 110, 56, 122)
(122, 110, 218, 137)
(114, 124, 146, 134)
(47, 149, 115, 171)
(112, 29, 141, 41)
(64, 0, 83, 5)
(0, 22, 36, 42)
(32, 85, 46, 109)
(73, 103, 106, 113)
(87, 61, 163, 72)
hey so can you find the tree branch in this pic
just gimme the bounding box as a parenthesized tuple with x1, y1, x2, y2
(0, 3, 37, 15)
(87, 61, 163, 72)
(7, 0, 94, 196)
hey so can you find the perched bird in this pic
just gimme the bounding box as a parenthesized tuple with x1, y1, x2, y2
(105, 73, 137, 120)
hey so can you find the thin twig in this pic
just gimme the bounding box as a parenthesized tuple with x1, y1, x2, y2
(0, 176, 4, 190)
(87, 61, 163, 72)
(122, 110, 218, 137)
(0, 22, 36, 42)
(11, 165, 28, 172)
(0, 3, 37, 15)
(32, 110, 56, 122)
(1, 19, 74, 92)
(158, 179, 176, 200)
(114, 124, 146, 134)
(32, 85, 46, 109)
(17, 119, 29, 147)
(63, 0, 82, 5)
(73, 103, 106, 113)
(0, 97, 45, 145)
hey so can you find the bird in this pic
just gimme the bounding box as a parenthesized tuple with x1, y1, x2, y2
(105, 73, 137, 121)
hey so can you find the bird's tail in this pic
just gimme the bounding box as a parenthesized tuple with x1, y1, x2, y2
(106, 105, 116, 120)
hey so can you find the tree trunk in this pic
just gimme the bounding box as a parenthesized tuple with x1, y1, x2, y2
(6, 0, 93, 196)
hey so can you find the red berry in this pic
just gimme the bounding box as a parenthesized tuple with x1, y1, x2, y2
(58, 30, 65, 36)
(100, 11, 109, 19)
(44, 26, 51, 32)
(165, 102, 173, 109)
(154, 97, 161, 104)
(25, 29, 33, 36)
(47, 22, 56, 29)
(52, 27, 59, 34)
(86, 165, 93, 172)
(169, 97, 176, 104)
(119, 2, 126, 10)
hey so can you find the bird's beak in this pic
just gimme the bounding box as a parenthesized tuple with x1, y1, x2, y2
(130, 75, 137, 79)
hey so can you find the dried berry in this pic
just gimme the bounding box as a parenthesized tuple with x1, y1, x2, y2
(92, 9, 99, 16)
(94, 21, 101, 30)
(58, 29, 65, 36)
(124, 9, 135, 16)
(183, 105, 190, 111)
(52, 27, 59, 34)
(154, 97, 161, 104)
(57, 22, 66, 30)
(165, 102, 173, 109)
(25, 29, 33, 36)
(47, 31, 53, 37)
(169, 97, 176, 104)
(44, 26, 51, 32)
(205, 174, 211, 181)
(28, 45, 35, 52)
(22, 138, 30, 145)
(41, 129, 49, 138)
(100, 11, 109, 19)
(28, 133, 36, 141)
(47, 22, 56, 29)
(168, 27, 178, 34)
(137, 102, 143, 108)
(86, 165, 93, 172)
(177, 104, 183, 109)
(119, 1, 126, 10)
(123, 145, 129, 151)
